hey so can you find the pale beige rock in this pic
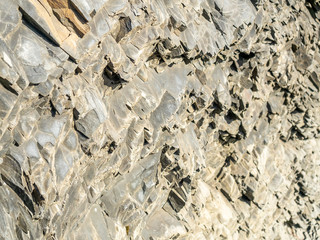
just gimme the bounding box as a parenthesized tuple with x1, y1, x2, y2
(0, 0, 320, 239)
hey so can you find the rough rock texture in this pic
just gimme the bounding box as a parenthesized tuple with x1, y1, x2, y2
(0, 0, 320, 239)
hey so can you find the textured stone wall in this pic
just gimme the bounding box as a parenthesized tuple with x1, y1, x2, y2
(0, 0, 319, 239)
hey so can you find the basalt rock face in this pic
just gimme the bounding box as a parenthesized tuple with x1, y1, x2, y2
(0, 0, 320, 239)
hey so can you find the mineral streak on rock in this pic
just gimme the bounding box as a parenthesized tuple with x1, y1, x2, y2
(0, 0, 320, 239)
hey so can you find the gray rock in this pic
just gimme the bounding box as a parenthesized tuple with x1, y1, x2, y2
(75, 109, 101, 138)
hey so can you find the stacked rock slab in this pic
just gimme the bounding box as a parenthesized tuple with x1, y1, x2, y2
(0, 0, 320, 239)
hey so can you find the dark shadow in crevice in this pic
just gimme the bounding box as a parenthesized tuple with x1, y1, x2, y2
(239, 194, 251, 206)
(103, 62, 128, 89)
(19, 7, 59, 47)
(202, 9, 211, 22)
(249, 0, 259, 9)
(0, 77, 18, 95)
(1, 174, 35, 215)
(49, 100, 58, 117)
(220, 188, 232, 202)
(116, 17, 132, 42)
(32, 183, 45, 206)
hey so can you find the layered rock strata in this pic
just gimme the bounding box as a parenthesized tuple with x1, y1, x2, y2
(0, 0, 320, 239)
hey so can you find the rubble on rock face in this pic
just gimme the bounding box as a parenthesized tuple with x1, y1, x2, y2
(0, 0, 320, 239)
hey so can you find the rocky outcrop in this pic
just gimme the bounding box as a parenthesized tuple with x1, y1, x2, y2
(0, 0, 319, 239)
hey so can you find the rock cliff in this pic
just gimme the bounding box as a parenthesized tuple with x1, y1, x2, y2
(0, 0, 319, 239)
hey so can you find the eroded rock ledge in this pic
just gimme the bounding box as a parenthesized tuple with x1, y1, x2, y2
(0, 0, 320, 239)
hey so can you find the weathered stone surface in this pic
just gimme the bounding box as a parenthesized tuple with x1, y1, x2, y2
(0, 0, 320, 239)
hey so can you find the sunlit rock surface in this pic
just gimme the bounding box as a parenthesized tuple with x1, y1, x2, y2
(0, 0, 320, 239)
